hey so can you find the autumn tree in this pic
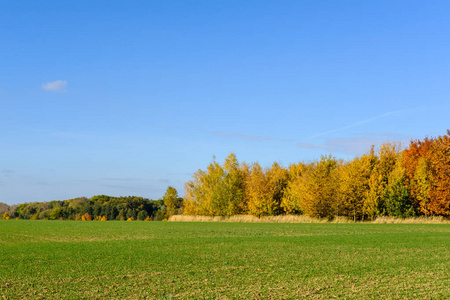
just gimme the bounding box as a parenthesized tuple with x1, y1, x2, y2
(245, 162, 288, 217)
(428, 130, 450, 216)
(364, 142, 402, 218)
(413, 157, 434, 215)
(183, 153, 245, 216)
(2, 212, 10, 220)
(81, 213, 92, 221)
(338, 151, 375, 221)
(402, 137, 434, 214)
(163, 186, 179, 218)
(385, 159, 415, 218)
(281, 162, 313, 214)
(238, 162, 251, 214)
(221, 153, 245, 215)
(293, 155, 340, 218)
(183, 170, 204, 215)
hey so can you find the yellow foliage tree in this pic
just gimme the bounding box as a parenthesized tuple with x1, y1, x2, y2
(288, 155, 340, 218)
(183, 177, 201, 215)
(2, 212, 10, 220)
(221, 153, 245, 215)
(338, 153, 375, 221)
(163, 186, 179, 218)
(281, 162, 313, 214)
(183, 153, 245, 216)
(245, 162, 289, 217)
(413, 157, 433, 215)
(364, 142, 401, 219)
(365, 172, 383, 219)
(246, 162, 272, 217)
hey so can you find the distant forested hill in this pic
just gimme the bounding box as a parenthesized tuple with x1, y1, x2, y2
(7, 194, 182, 221)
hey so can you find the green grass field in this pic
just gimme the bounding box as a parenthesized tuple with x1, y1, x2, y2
(0, 220, 449, 299)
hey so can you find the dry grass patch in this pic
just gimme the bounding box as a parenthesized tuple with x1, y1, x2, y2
(372, 216, 450, 224)
(170, 214, 450, 224)
(169, 215, 354, 223)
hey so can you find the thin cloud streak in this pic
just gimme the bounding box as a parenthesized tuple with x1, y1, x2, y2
(308, 110, 406, 139)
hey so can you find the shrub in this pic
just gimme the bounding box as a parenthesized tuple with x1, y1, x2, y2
(81, 213, 92, 221)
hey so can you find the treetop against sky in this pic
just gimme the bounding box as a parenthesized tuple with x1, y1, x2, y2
(1, 1, 450, 204)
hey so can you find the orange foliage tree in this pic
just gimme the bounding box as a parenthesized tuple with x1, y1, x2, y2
(428, 130, 450, 216)
(81, 213, 92, 221)
(402, 137, 434, 214)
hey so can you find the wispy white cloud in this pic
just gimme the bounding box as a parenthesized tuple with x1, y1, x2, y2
(41, 80, 67, 92)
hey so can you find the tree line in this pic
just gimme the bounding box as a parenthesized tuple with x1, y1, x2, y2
(2, 130, 449, 221)
(183, 130, 450, 220)
(1, 191, 183, 221)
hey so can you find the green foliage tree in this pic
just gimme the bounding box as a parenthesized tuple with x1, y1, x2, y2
(137, 210, 149, 220)
(385, 161, 415, 218)
(49, 207, 62, 220)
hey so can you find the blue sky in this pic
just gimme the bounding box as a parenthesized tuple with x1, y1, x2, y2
(1, 1, 450, 205)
